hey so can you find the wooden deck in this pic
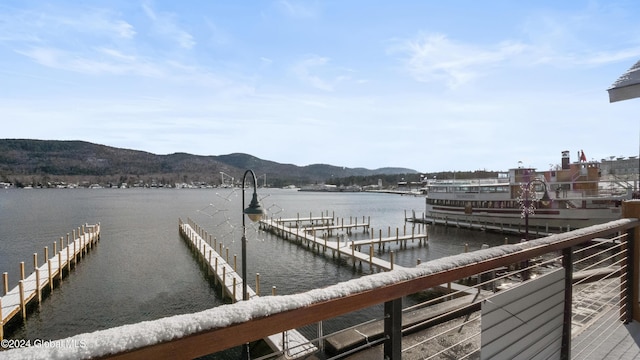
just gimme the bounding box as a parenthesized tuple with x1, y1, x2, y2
(0, 224, 101, 340)
(275, 214, 372, 236)
(179, 219, 317, 359)
(260, 219, 418, 272)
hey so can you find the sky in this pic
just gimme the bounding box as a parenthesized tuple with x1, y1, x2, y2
(1, 1, 639, 173)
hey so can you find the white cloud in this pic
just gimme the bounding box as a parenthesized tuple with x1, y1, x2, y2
(292, 55, 334, 91)
(16, 46, 166, 77)
(114, 20, 136, 39)
(141, 1, 195, 49)
(0, 7, 136, 46)
(276, 0, 318, 18)
(393, 33, 527, 88)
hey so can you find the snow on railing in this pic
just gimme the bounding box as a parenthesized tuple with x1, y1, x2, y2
(2, 216, 639, 360)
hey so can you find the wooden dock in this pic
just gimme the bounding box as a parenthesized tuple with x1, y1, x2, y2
(276, 213, 371, 236)
(0, 223, 101, 340)
(260, 219, 428, 272)
(179, 218, 317, 359)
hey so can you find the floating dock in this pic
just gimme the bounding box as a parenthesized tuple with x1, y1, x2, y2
(260, 217, 428, 272)
(179, 218, 317, 359)
(276, 213, 371, 236)
(0, 224, 101, 340)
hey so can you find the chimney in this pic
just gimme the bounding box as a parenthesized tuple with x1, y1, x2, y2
(561, 151, 570, 170)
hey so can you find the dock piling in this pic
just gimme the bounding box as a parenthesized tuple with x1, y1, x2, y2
(232, 278, 236, 303)
(369, 244, 373, 273)
(390, 251, 394, 270)
(47, 258, 53, 291)
(18, 280, 25, 321)
(3, 273, 7, 295)
(222, 267, 226, 299)
(256, 273, 260, 295)
(58, 251, 62, 281)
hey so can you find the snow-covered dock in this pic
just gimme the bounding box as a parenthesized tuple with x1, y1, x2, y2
(275, 213, 372, 236)
(178, 219, 317, 358)
(260, 218, 429, 272)
(0, 223, 100, 340)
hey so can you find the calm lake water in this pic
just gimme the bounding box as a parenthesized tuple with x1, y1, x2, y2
(0, 188, 516, 356)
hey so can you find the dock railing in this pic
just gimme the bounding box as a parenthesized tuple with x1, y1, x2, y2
(4, 202, 640, 360)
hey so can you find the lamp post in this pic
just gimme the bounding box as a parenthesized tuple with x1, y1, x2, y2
(519, 177, 552, 241)
(240, 169, 265, 360)
(241, 169, 265, 301)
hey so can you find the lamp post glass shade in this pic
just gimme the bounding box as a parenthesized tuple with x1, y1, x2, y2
(540, 188, 551, 206)
(244, 191, 265, 222)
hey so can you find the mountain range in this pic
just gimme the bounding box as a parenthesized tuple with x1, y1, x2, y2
(0, 139, 418, 187)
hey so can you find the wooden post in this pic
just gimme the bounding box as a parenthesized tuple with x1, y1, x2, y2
(19, 280, 26, 320)
(33, 253, 39, 297)
(417, 259, 421, 265)
(214, 258, 219, 286)
(351, 241, 355, 266)
(58, 252, 63, 281)
(3, 272, 7, 295)
(369, 243, 373, 273)
(73, 236, 77, 265)
(47, 259, 53, 291)
(390, 251, 394, 270)
(35, 268, 41, 303)
(67, 241, 71, 272)
(222, 267, 226, 299)
(272, 286, 276, 296)
(256, 273, 260, 295)
(232, 278, 237, 303)
(20, 261, 25, 280)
